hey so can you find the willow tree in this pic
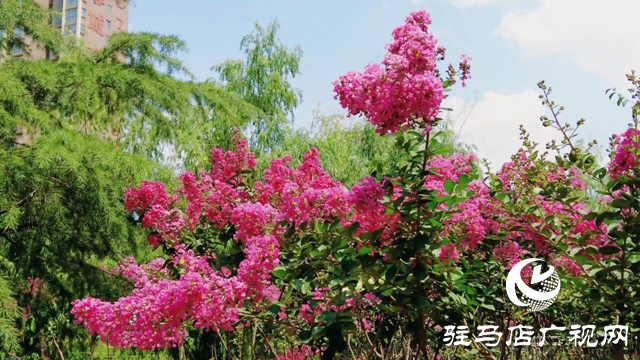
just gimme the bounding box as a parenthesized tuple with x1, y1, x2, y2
(212, 20, 303, 153)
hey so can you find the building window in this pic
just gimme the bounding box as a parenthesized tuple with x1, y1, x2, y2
(10, 28, 24, 55)
(107, 4, 112, 13)
(65, 8, 77, 22)
(80, 24, 86, 34)
(82, 8, 86, 17)
(11, 45, 23, 56)
(53, 15, 62, 27)
(67, 0, 78, 6)
(116, 18, 123, 30)
(66, 23, 76, 35)
(105, 35, 110, 45)
(53, 0, 63, 9)
(106, 20, 111, 30)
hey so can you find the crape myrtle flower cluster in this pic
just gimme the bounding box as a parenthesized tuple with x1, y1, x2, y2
(332, 11, 470, 134)
(609, 128, 640, 180)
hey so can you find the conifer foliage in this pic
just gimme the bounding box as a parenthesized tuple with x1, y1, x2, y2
(0, 1, 262, 357)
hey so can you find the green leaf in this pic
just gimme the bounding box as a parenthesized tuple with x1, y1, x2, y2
(268, 304, 281, 315)
(272, 266, 287, 279)
(316, 310, 338, 325)
(411, 295, 429, 309)
(342, 222, 360, 237)
(299, 330, 313, 344)
(301, 282, 311, 295)
(612, 199, 632, 209)
(617, 175, 631, 184)
(568, 247, 581, 257)
(495, 193, 509, 203)
(594, 167, 607, 179)
(371, 228, 385, 242)
(413, 265, 428, 282)
(328, 278, 343, 288)
(596, 212, 618, 227)
(599, 246, 621, 255)
(569, 152, 578, 163)
(584, 212, 598, 221)
(458, 174, 470, 185)
(312, 325, 326, 337)
(385, 265, 398, 282)
(585, 246, 599, 256)
(358, 246, 374, 256)
(574, 254, 587, 266)
(444, 180, 456, 194)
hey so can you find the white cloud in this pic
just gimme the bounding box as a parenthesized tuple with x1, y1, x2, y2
(445, 89, 559, 168)
(495, 0, 640, 90)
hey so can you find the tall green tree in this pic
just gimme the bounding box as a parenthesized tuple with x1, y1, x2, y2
(212, 20, 303, 152)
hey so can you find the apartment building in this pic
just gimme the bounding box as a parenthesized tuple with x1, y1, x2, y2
(10, 0, 129, 60)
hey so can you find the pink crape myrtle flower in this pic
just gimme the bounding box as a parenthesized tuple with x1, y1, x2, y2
(609, 128, 640, 180)
(438, 243, 459, 263)
(333, 11, 455, 134)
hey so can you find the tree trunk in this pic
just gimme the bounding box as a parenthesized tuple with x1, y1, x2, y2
(38, 328, 52, 360)
(90, 335, 98, 360)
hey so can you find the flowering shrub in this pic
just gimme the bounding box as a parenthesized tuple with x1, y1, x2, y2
(71, 11, 640, 360)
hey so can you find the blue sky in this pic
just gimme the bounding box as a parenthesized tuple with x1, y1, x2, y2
(129, 0, 639, 167)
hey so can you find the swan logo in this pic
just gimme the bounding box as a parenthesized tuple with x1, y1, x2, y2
(506, 258, 561, 312)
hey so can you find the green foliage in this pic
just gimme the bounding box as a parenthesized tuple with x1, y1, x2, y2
(0, 130, 174, 356)
(213, 19, 303, 152)
(257, 108, 476, 187)
(0, 274, 21, 355)
(1, 31, 260, 169)
(256, 109, 399, 186)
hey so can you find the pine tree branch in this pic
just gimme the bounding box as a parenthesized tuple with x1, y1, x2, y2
(0, 190, 36, 216)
